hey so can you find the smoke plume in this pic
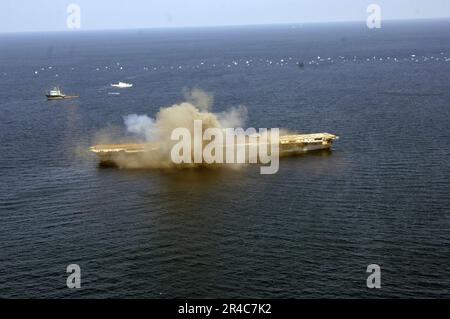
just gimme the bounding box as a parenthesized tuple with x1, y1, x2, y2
(114, 89, 248, 168)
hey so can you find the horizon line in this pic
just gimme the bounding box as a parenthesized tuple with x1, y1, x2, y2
(1, 16, 450, 35)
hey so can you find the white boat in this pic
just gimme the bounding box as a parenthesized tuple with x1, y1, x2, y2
(110, 82, 133, 88)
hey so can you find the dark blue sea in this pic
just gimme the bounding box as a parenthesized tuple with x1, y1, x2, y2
(0, 20, 449, 298)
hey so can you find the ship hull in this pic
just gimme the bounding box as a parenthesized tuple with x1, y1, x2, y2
(96, 144, 333, 167)
(280, 142, 332, 155)
(46, 95, 78, 100)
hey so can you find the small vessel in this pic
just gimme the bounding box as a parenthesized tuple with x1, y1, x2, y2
(46, 87, 78, 100)
(110, 82, 133, 88)
(89, 133, 339, 167)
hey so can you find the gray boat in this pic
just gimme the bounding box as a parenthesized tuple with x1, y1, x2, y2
(46, 87, 78, 100)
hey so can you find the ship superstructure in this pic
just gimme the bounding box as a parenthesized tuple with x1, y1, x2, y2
(46, 87, 78, 100)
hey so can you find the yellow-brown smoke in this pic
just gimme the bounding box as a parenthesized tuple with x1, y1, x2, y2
(105, 89, 248, 168)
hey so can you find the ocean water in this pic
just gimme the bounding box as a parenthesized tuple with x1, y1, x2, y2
(0, 20, 449, 298)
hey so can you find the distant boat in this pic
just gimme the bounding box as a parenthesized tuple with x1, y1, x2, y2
(46, 87, 78, 100)
(110, 82, 133, 88)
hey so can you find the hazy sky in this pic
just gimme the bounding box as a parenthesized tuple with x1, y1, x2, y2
(1, 0, 450, 33)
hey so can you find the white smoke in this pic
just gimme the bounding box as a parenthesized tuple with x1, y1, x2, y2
(123, 114, 156, 142)
(115, 89, 248, 168)
(183, 88, 214, 111)
(124, 89, 247, 143)
(217, 105, 247, 128)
